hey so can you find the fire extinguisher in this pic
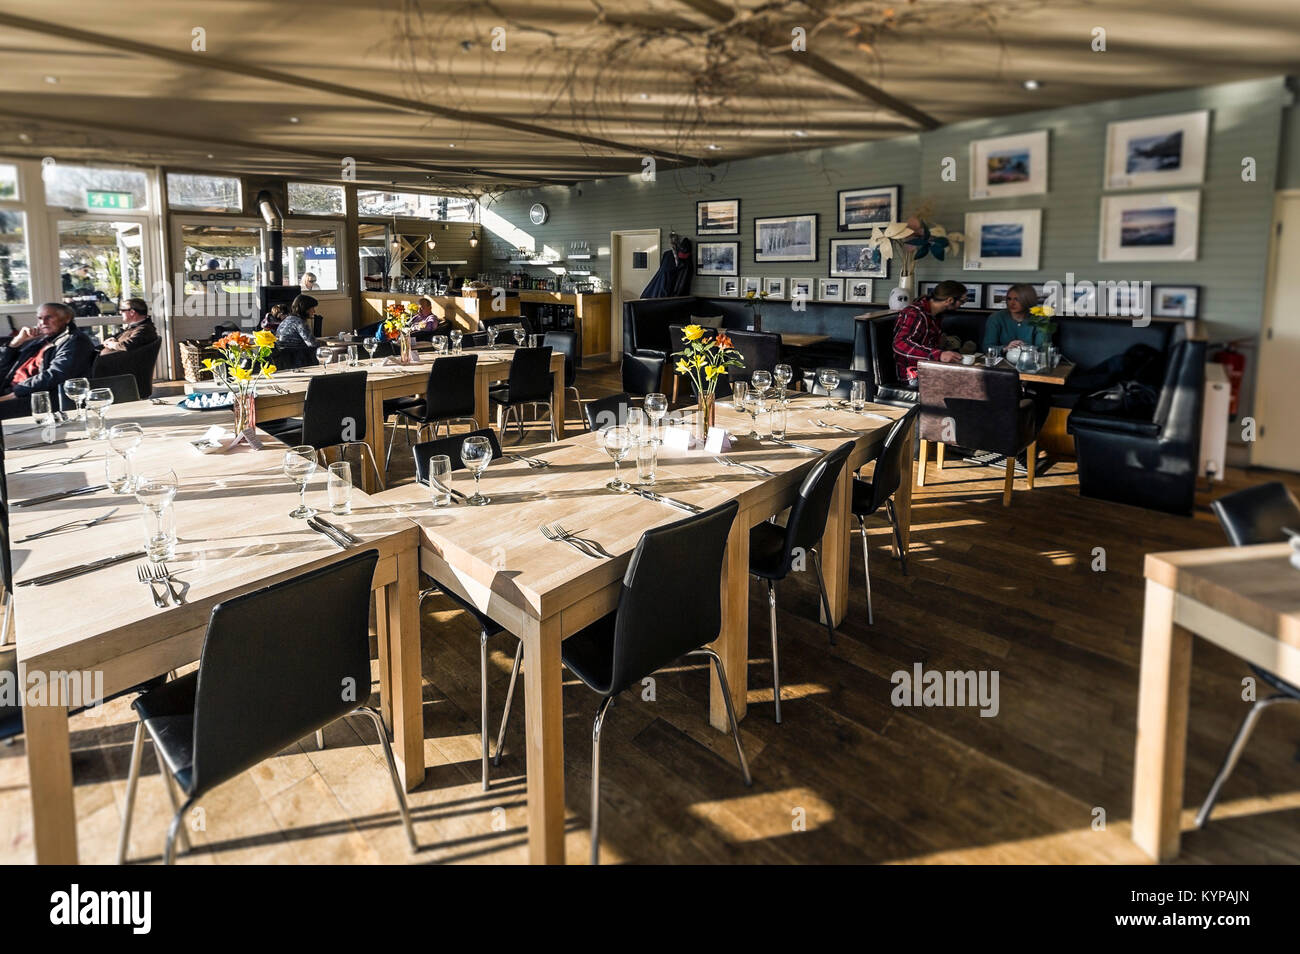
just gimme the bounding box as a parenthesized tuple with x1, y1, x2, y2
(1211, 340, 1247, 419)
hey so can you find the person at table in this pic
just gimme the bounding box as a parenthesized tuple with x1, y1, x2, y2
(982, 283, 1047, 353)
(0, 302, 96, 419)
(371, 298, 440, 343)
(99, 297, 159, 353)
(275, 294, 320, 367)
(300, 272, 318, 292)
(892, 280, 966, 386)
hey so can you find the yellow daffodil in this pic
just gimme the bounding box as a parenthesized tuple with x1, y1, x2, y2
(675, 359, 689, 374)
(1030, 305, 1055, 318)
(201, 357, 214, 369)
(254, 330, 276, 348)
(263, 364, 277, 376)
(232, 366, 252, 382)
(683, 324, 704, 341)
(705, 364, 722, 380)
(692, 354, 705, 368)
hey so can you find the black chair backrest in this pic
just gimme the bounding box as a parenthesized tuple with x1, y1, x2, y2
(605, 500, 739, 695)
(868, 314, 906, 390)
(810, 366, 874, 400)
(621, 353, 664, 397)
(543, 331, 578, 388)
(483, 315, 534, 338)
(781, 442, 854, 561)
(419, 354, 477, 422)
(89, 373, 141, 404)
(190, 550, 378, 796)
(412, 428, 503, 481)
(728, 330, 782, 377)
(1210, 481, 1300, 547)
(862, 406, 919, 512)
(916, 360, 1024, 455)
(91, 337, 162, 399)
(504, 346, 553, 403)
(1154, 340, 1206, 445)
(301, 370, 368, 447)
(461, 332, 489, 349)
(583, 393, 632, 432)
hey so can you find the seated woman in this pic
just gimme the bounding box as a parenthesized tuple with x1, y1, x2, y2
(260, 304, 286, 332)
(275, 294, 320, 367)
(981, 283, 1046, 353)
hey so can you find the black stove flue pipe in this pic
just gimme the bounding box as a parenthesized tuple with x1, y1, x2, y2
(256, 190, 283, 287)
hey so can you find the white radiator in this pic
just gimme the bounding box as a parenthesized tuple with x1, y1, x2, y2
(1200, 362, 1230, 481)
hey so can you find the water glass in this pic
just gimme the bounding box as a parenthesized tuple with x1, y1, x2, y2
(732, 381, 749, 411)
(31, 390, 54, 427)
(601, 426, 632, 491)
(136, 468, 178, 561)
(284, 445, 318, 519)
(426, 454, 453, 507)
(62, 377, 89, 421)
(317, 347, 333, 372)
(626, 407, 649, 444)
(986, 346, 1001, 368)
(644, 392, 667, 444)
(327, 461, 353, 515)
(771, 404, 787, 440)
(850, 380, 868, 412)
(754, 407, 772, 440)
(346, 344, 359, 367)
(636, 440, 657, 485)
(1047, 346, 1061, 368)
(460, 435, 492, 505)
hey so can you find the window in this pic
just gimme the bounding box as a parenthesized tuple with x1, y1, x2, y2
(288, 182, 345, 215)
(56, 219, 144, 316)
(178, 223, 263, 294)
(357, 222, 390, 289)
(43, 163, 149, 211)
(282, 227, 339, 291)
(357, 189, 475, 221)
(0, 210, 31, 305)
(0, 164, 17, 201)
(167, 173, 242, 212)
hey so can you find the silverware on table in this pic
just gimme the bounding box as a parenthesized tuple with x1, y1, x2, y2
(316, 517, 360, 546)
(715, 455, 774, 477)
(17, 549, 146, 587)
(18, 507, 120, 542)
(627, 488, 702, 514)
(539, 523, 602, 559)
(14, 448, 93, 473)
(813, 419, 857, 433)
(770, 437, 823, 453)
(12, 436, 77, 451)
(505, 453, 550, 469)
(151, 562, 183, 604)
(420, 477, 466, 502)
(307, 516, 352, 549)
(13, 484, 109, 508)
(137, 563, 168, 607)
(553, 522, 616, 558)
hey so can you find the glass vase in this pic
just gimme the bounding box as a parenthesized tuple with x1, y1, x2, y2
(399, 331, 413, 364)
(694, 391, 715, 443)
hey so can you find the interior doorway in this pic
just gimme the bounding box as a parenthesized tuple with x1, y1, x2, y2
(610, 228, 659, 358)
(1252, 190, 1300, 472)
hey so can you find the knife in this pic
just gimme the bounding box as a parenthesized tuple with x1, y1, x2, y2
(15, 448, 93, 473)
(630, 488, 702, 513)
(307, 517, 352, 548)
(771, 438, 823, 453)
(421, 477, 467, 502)
(13, 484, 109, 508)
(307, 518, 348, 549)
(18, 549, 147, 586)
(316, 516, 361, 546)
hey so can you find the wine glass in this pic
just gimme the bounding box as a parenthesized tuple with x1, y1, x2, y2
(460, 435, 493, 505)
(751, 369, 773, 412)
(316, 347, 333, 373)
(363, 337, 379, 361)
(433, 335, 448, 355)
(283, 445, 318, 519)
(450, 329, 463, 353)
(62, 377, 89, 422)
(486, 325, 499, 350)
(626, 407, 649, 445)
(85, 387, 114, 439)
(514, 328, 527, 348)
(135, 468, 178, 561)
(773, 363, 792, 403)
(817, 368, 840, 410)
(108, 422, 144, 492)
(643, 392, 667, 445)
(601, 425, 632, 491)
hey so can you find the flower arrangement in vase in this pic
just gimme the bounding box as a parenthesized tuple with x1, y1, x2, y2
(383, 301, 432, 363)
(202, 330, 278, 444)
(867, 208, 965, 310)
(671, 324, 745, 442)
(742, 288, 770, 332)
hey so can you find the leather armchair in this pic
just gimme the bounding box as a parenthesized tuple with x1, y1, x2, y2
(866, 314, 919, 407)
(1068, 340, 1206, 515)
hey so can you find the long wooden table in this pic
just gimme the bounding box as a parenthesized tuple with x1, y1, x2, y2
(7, 407, 425, 864)
(369, 394, 912, 863)
(1133, 543, 1300, 862)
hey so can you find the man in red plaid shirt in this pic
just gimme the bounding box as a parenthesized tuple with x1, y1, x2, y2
(893, 280, 967, 385)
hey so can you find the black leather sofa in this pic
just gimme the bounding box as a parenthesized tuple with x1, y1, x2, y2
(623, 296, 751, 360)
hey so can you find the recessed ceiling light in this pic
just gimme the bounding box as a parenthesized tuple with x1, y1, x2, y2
(448, 143, 456, 148)
(1022, 79, 1042, 91)
(18, 133, 31, 143)
(638, 92, 649, 100)
(206, 153, 214, 159)
(288, 116, 300, 123)
(706, 143, 720, 151)
(792, 130, 808, 137)
(43, 75, 58, 84)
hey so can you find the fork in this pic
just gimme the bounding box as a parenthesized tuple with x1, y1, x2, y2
(540, 523, 601, 560)
(505, 453, 550, 469)
(150, 563, 184, 604)
(553, 522, 614, 559)
(15, 449, 93, 472)
(137, 564, 168, 608)
(716, 455, 774, 477)
(813, 419, 857, 433)
(18, 507, 119, 543)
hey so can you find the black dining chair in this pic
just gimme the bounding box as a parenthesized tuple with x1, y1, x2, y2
(495, 501, 749, 864)
(117, 550, 417, 864)
(851, 407, 918, 625)
(461, 332, 489, 350)
(386, 355, 478, 473)
(1195, 481, 1300, 830)
(489, 346, 556, 443)
(543, 330, 582, 411)
(749, 441, 854, 723)
(89, 373, 141, 404)
(621, 353, 664, 400)
(266, 370, 384, 490)
(90, 337, 162, 399)
(410, 430, 519, 789)
(582, 392, 633, 432)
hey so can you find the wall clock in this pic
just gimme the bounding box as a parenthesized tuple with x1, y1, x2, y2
(529, 202, 548, 225)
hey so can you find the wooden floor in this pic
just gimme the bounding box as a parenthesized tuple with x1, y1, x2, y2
(4, 364, 1299, 865)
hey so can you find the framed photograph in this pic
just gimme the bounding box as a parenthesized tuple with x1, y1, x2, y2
(985, 283, 1012, 309)
(818, 278, 844, 302)
(1104, 281, 1148, 318)
(925, 281, 982, 309)
(837, 185, 901, 231)
(754, 213, 818, 262)
(790, 278, 813, 300)
(1104, 110, 1208, 190)
(845, 279, 874, 304)
(1152, 284, 1200, 318)
(696, 198, 740, 236)
(963, 209, 1042, 271)
(1068, 282, 1098, 315)
(740, 276, 762, 298)
(696, 240, 739, 276)
(829, 238, 888, 278)
(718, 276, 739, 298)
(1033, 283, 1055, 309)
(970, 130, 1048, 200)
(763, 277, 786, 299)
(1099, 191, 1200, 262)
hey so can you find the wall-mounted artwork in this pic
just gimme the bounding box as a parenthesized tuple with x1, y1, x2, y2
(697, 198, 740, 235)
(829, 238, 888, 278)
(740, 276, 762, 297)
(696, 240, 739, 275)
(921, 281, 983, 309)
(1099, 191, 1200, 261)
(763, 277, 786, 298)
(790, 278, 813, 300)
(1104, 281, 1148, 318)
(754, 214, 818, 262)
(963, 209, 1042, 271)
(818, 278, 844, 302)
(1103, 110, 1209, 190)
(970, 130, 1048, 199)
(985, 283, 1012, 309)
(837, 185, 900, 231)
(1152, 284, 1200, 318)
(845, 279, 873, 304)
(718, 276, 739, 297)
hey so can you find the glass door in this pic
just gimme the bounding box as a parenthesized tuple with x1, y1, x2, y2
(52, 215, 152, 340)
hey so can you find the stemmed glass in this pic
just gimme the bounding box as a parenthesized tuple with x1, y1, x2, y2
(773, 364, 792, 403)
(601, 426, 632, 491)
(817, 368, 840, 410)
(283, 445, 318, 519)
(460, 435, 493, 506)
(107, 422, 144, 493)
(62, 377, 90, 422)
(85, 387, 114, 439)
(626, 407, 649, 445)
(643, 392, 667, 445)
(751, 370, 772, 410)
(450, 329, 463, 354)
(135, 468, 178, 561)
(433, 335, 448, 355)
(514, 328, 527, 348)
(363, 337, 379, 361)
(486, 325, 499, 350)
(316, 347, 333, 373)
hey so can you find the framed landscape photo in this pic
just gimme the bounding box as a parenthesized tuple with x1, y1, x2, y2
(926, 281, 982, 309)
(985, 282, 1012, 309)
(754, 213, 818, 262)
(1104, 110, 1208, 190)
(696, 198, 740, 236)
(740, 276, 762, 298)
(763, 277, 786, 299)
(818, 278, 844, 302)
(837, 185, 900, 231)
(970, 130, 1048, 199)
(963, 209, 1042, 271)
(790, 278, 813, 300)
(1098, 191, 1200, 261)
(1104, 281, 1148, 319)
(696, 240, 739, 276)
(845, 279, 873, 304)
(718, 276, 739, 298)
(829, 238, 888, 278)
(1152, 284, 1199, 318)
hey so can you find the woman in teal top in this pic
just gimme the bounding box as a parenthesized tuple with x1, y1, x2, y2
(981, 283, 1047, 352)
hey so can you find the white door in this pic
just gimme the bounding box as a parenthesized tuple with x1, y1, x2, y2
(1252, 192, 1300, 471)
(610, 229, 659, 357)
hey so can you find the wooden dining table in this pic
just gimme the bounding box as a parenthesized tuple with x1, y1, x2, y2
(368, 393, 913, 863)
(1132, 543, 1300, 862)
(6, 407, 425, 865)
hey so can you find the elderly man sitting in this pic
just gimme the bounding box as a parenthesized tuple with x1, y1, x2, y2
(0, 302, 97, 419)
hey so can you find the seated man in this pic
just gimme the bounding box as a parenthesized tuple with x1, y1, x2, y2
(892, 280, 966, 386)
(0, 302, 97, 419)
(371, 297, 441, 342)
(99, 297, 160, 353)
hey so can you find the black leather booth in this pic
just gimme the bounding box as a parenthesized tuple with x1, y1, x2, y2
(624, 296, 751, 359)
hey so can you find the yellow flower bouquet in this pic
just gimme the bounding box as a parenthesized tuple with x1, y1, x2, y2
(671, 324, 744, 439)
(202, 330, 278, 436)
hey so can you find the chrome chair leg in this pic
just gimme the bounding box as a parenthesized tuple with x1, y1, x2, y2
(1195, 694, 1298, 828)
(886, 498, 907, 575)
(810, 547, 836, 645)
(353, 706, 419, 851)
(766, 579, 782, 724)
(589, 695, 615, 866)
(342, 440, 384, 491)
(162, 764, 192, 854)
(858, 515, 874, 626)
(688, 648, 753, 786)
(315, 729, 325, 749)
(116, 721, 145, 864)
(163, 796, 196, 866)
(493, 641, 524, 767)
(479, 629, 491, 791)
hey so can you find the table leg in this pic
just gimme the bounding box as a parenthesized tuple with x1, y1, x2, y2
(552, 359, 566, 439)
(524, 615, 566, 864)
(711, 513, 750, 730)
(895, 421, 915, 553)
(381, 547, 425, 790)
(24, 700, 77, 863)
(364, 389, 387, 493)
(820, 466, 851, 628)
(1132, 579, 1192, 862)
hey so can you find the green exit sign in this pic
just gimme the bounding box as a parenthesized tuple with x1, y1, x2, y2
(86, 190, 133, 210)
